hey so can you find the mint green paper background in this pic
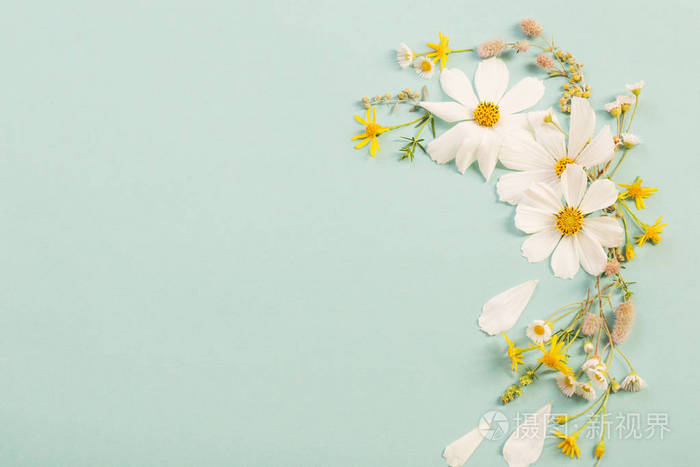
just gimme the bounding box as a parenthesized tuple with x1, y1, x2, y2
(0, 1, 698, 465)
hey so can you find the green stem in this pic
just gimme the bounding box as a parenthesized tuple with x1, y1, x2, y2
(448, 48, 473, 53)
(625, 96, 639, 132)
(387, 115, 427, 131)
(608, 148, 630, 178)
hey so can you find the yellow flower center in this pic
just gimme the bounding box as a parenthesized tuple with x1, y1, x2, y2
(420, 60, 432, 71)
(542, 354, 558, 368)
(554, 157, 575, 177)
(534, 324, 545, 335)
(473, 102, 500, 127)
(365, 123, 381, 137)
(627, 185, 643, 197)
(555, 207, 583, 236)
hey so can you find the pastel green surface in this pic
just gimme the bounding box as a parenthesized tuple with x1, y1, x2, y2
(0, 1, 698, 465)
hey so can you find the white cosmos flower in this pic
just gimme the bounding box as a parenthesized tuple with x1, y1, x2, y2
(396, 43, 414, 68)
(621, 371, 647, 392)
(526, 320, 552, 344)
(497, 98, 615, 204)
(414, 56, 435, 79)
(514, 164, 623, 279)
(419, 58, 545, 180)
(556, 372, 577, 397)
(575, 381, 597, 401)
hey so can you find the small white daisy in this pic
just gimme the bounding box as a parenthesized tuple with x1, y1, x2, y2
(620, 371, 647, 392)
(616, 94, 635, 111)
(575, 381, 597, 401)
(396, 43, 415, 68)
(526, 320, 553, 344)
(588, 369, 608, 390)
(582, 356, 605, 372)
(621, 133, 641, 148)
(413, 56, 435, 79)
(556, 372, 577, 397)
(625, 81, 644, 95)
(604, 100, 621, 116)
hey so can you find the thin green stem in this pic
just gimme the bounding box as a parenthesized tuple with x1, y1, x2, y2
(386, 115, 427, 131)
(615, 346, 635, 371)
(625, 96, 639, 132)
(608, 148, 630, 178)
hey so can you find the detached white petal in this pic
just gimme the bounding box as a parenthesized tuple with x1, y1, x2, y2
(503, 402, 552, 467)
(443, 421, 489, 467)
(478, 280, 539, 335)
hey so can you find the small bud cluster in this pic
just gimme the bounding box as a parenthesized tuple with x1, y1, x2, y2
(501, 384, 522, 404)
(551, 47, 590, 113)
(360, 88, 422, 109)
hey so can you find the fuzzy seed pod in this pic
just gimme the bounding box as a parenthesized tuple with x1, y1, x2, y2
(477, 39, 506, 58)
(604, 259, 621, 276)
(612, 301, 636, 344)
(520, 18, 543, 37)
(581, 313, 602, 336)
(536, 54, 555, 70)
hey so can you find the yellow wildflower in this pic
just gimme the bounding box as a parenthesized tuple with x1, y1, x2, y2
(503, 333, 525, 375)
(426, 32, 451, 70)
(537, 334, 572, 375)
(625, 242, 635, 261)
(554, 431, 581, 459)
(618, 178, 658, 209)
(635, 217, 667, 246)
(351, 107, 387, 158)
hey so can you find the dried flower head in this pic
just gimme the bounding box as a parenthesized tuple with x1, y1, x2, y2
(581, 313, 602, 336)
(622, 133, 641, 148)
(520, 18, 543, 37)
(536, 53, 555, 70)
(513, 40, 530, 53)
(621, 371, 647, 391)
(626, 80, 644, 95)
(617, 94, 636, 111)
(604, 258, 621, 276)
(604, 100, 622, 116)
(477, 39, 506, 58)
(612, 301, 636, 344)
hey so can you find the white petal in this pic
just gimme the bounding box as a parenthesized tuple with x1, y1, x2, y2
(476, 129, 502, 181)
(499, 130, 556, 171)
(582, 216, 624, 247)
(474, 57, 509, 103)
(575, 230, 607, 276)
(420, 101, 471, 123)
(503, 402, 551, 467)
(560, 164, 587, 208)
(497, 170, 556, 205)
(456, 133, 483, 174)
(478, 280, 539, 335)
(514, 205, 556, 234)
(496, 113, 528, 132)
(575, 125, 615, 168)
(521, 227, 561, 262)
(519, 181, 563, 214)
(579, 179, 618, 214)
(443, 421, 489, 467)
(551, 236, 579, 279)
(426, 122, 473, 164)
(567, 97, 595, 158)
(498, 77, 545, 115)
(440, 68, 479, 112)
(528, 109, 567, 158)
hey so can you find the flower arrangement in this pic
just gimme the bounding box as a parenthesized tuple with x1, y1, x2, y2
(350, 18, 662, 467)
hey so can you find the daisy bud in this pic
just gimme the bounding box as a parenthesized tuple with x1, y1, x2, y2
(621, 371, 647, 391)
(555, 414, 569, 424)
(477, 39, 506, 58)
(604, 101, 622, 117)
(626, 80, 644, 96)
(543, 113, 553, 123)
(612, 301, 636, 344)
(581, 313, 601, 336)
(622, 133, 641, 148)
(520, 18, 543, 37)
(611, 380, 621, 392)
(595, 440, 605, 459)
(604, 258, 621, 276)
(361, 96, 369, 103)
(536, 54, 555, 70)
(617, 95, 636, 112)
(513, 40, 530, 53)
(584, 340, 594, 353)
(625, 242, 635, 261)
